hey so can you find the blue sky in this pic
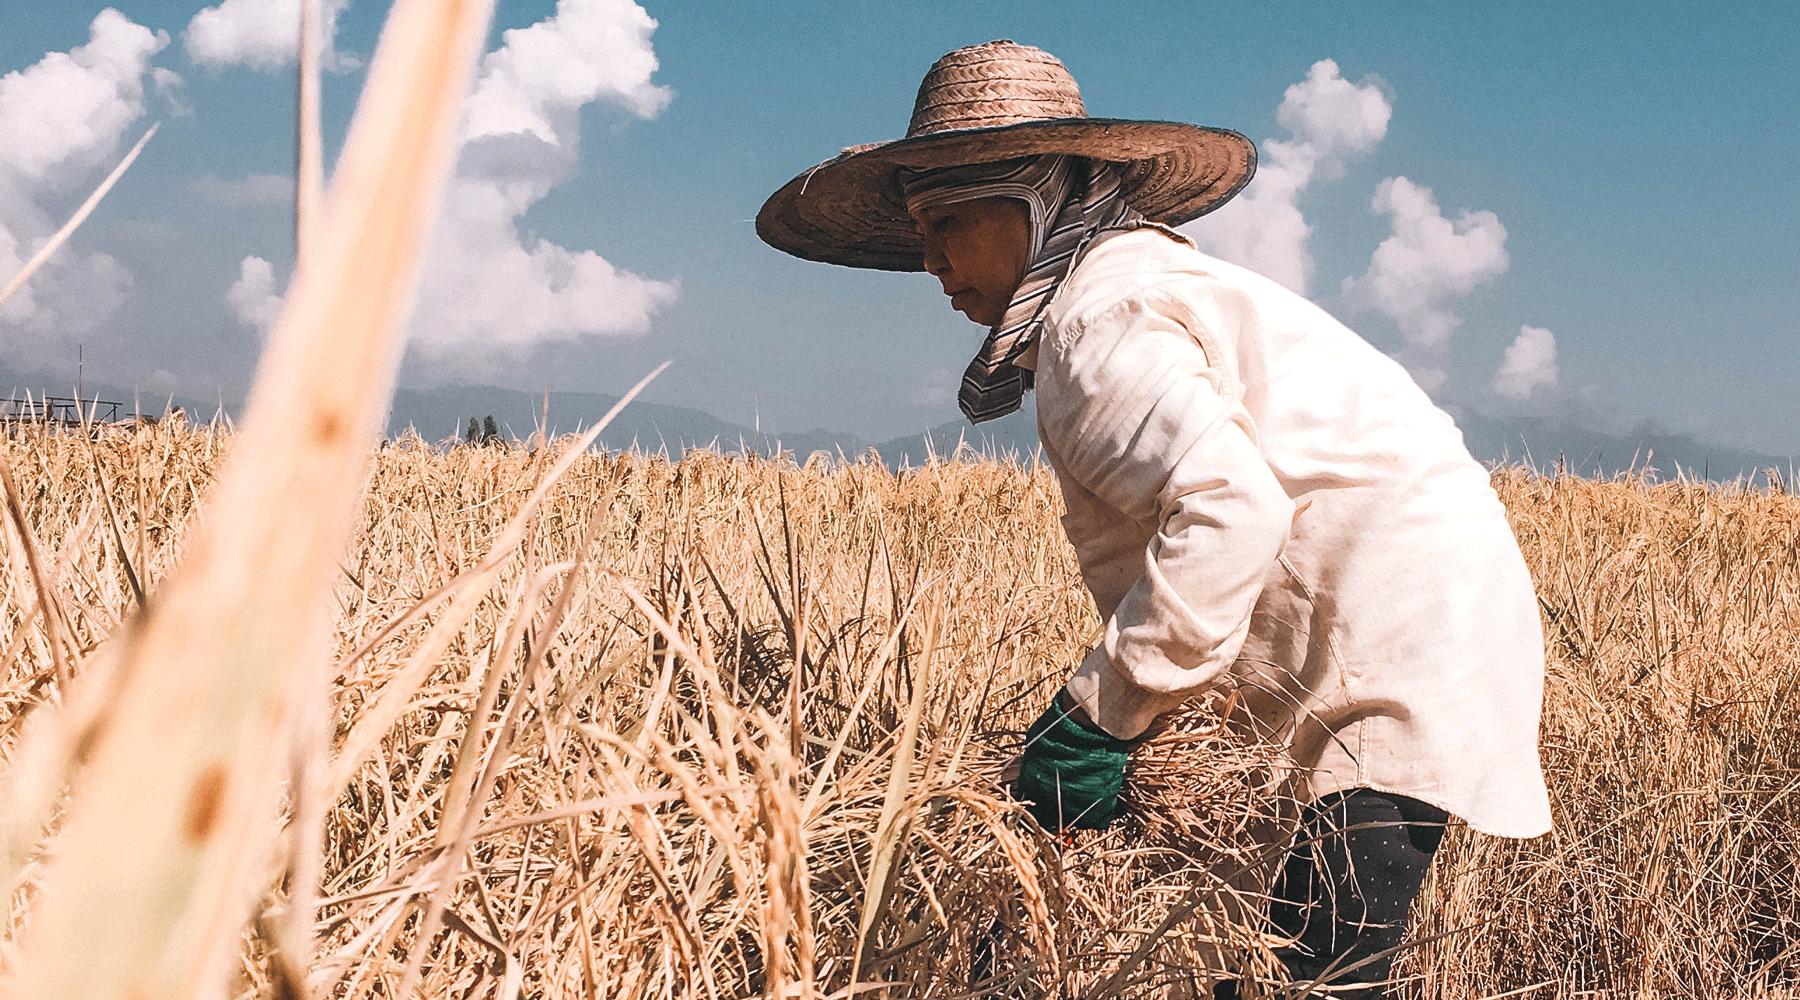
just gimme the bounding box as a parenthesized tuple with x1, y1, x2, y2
(1, 1, 1796, 453)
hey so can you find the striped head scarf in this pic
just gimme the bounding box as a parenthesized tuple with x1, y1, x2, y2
(900, 154, 1151, 423)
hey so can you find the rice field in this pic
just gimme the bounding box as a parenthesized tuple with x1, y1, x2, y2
(3, 3, 1797, 996)
(1, 420, 1796, 998)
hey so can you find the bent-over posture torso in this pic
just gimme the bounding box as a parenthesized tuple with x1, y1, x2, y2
(1027, 228, 1552, 838)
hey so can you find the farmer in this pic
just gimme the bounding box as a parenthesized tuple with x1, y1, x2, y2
(757, 41, 1551, 998)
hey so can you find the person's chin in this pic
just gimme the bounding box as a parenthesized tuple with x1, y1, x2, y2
(953, 301, 997, 326)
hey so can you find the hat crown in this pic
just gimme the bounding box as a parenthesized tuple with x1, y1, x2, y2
(907, 40, 1087, 137)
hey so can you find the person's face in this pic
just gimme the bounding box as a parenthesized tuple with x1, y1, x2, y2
(910, 196, 1031, 327)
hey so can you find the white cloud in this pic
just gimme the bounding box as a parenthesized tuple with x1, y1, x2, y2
(1342, 176, 1509, 350)
(151, 66, 190, 117)
(1186, 146, 1313, 292)
(185, 0, 358, 72)
(0, 233, 134, 338)
(1184, 59, 1390, 293)
(0, 10, 167, 352)
(227, 255, 283, 331)
(0, 10, 168, 183)
(411, 177, 677, 355)
(415, 0, 677, 360)
(1274, 60, 1393, 176)
(463, 0, 671, 144)
(0, 216, 28, 326)
(223, 0, 679, 362)
(1493, 324, 1559, 399)
(194, 173, 295, 206)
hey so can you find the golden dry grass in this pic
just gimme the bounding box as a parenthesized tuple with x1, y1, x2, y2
(1, 421, 1796, 998)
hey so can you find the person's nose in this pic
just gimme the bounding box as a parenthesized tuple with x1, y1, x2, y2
(921, 233, 951, 278)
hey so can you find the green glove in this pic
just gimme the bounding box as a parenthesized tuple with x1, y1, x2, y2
(1014, 696, 1136, 831)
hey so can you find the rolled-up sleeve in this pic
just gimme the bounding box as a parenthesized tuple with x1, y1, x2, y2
(1043, 290, 1296, 739)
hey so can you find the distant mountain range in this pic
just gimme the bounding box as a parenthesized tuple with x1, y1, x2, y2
(3, 364, 1791, 484)
(1446, 408, 1794, 484)
(387, 380, 1795, 484)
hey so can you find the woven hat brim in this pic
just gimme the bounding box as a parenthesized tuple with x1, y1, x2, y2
(755, 118, 1256, 272)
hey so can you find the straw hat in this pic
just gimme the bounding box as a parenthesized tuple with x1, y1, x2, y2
(756, 40, 1256, 271)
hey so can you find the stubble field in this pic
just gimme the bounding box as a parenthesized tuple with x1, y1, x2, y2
(2, 423, 1798, 998)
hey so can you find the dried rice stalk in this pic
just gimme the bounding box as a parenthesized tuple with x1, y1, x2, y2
(1121, 691, 1301, 855)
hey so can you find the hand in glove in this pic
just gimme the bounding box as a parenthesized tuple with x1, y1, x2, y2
(1014, 693, 1138, 831)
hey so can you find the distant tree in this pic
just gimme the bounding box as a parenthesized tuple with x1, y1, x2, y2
(482, 415, 500, 444)
(465, 417, 481, 444)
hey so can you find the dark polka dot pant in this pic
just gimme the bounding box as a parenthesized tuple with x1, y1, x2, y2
(1216, 787, 1449, 999)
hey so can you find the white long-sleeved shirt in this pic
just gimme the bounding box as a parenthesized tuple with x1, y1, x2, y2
(1019, 227, 1553, 838)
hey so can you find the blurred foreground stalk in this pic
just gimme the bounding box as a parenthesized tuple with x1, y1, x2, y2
(1, 2, 495, 997)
